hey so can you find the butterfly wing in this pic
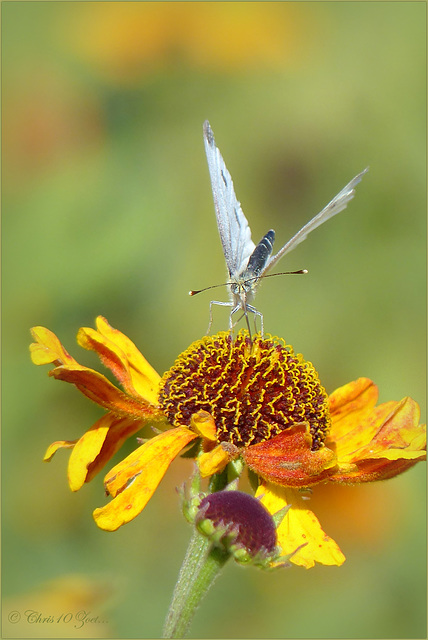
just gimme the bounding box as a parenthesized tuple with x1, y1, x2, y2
(262, 167, 369, 275)
(203, 121, 256, 279)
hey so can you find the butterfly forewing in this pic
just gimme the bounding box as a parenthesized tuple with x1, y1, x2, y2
(203, 120, 255, 279)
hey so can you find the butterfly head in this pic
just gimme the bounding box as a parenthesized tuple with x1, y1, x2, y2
(229, 273, 257, 307)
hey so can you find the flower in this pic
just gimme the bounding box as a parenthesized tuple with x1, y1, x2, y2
(30, 317, 426, 568)
(62, 3, 301, 85)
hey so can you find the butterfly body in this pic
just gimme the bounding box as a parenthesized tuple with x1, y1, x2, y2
(201, 120, 368, 335)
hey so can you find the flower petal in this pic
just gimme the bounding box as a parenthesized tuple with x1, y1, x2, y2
(257, 483, 345, 568)
(84, 416, 152, 484)
(331, 397, 426, 483)
(44, 439, 77, 462)
(329, 400, 399, 462)
(365, 397, 425, 456)
(67, 414, 146, 491)
(328, 378, 379, 445)
(198, 444, 234, 477)
(31, 324, 161, 419)
(78, 317, 161, 404)
(243, 424, 337, 487)
(30, 327, 78, 366)
(190, 410, 217, 441)
(49, 364, 159, 419)
(93, 427, 197, 531)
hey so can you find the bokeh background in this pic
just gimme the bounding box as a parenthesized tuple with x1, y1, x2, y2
(2, 2, 426, 638)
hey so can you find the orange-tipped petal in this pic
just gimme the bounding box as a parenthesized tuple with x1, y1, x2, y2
(77, 326, 137, 395)
(78, 316, 160, 404)
(30, 327, 78, 366)
(257, 483, 345, 568)
(44, 439, 77, 462)
(93, 427, 197, 531)
(49, 364, 159, 419)
(331, 397, 426, 483)
(243, 424, 337, 487)
(331, 456, 425, 483)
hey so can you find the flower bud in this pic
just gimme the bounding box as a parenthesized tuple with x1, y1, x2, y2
(195, 490, 278, 566)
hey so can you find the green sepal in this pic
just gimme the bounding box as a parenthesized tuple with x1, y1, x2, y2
(272, 504, 291, 528)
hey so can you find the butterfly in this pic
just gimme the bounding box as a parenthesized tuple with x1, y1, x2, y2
(191, 120, 368, 337)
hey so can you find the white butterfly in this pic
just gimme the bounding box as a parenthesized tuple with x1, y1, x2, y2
(192, 120, 368, 336)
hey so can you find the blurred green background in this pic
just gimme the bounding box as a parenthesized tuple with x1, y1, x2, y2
(2, 2, 426, 638)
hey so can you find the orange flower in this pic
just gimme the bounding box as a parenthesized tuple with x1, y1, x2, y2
(30, 317, 426, 568)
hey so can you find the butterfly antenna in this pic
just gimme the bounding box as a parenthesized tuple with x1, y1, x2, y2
(190, 270, 307, 296)
(189, 282, 232, 296)
(243, 269, 308, 286)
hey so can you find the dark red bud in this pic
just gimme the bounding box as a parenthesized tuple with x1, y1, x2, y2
(196, 490, 277, 556)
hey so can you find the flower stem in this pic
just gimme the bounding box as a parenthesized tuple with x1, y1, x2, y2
(162, 528, 230, 638)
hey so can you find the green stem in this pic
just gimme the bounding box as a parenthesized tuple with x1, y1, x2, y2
(162, 528, 230, 638)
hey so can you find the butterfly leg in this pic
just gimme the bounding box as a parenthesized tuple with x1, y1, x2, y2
(227, 305, 250, 341)
(208, 300, 233, 335)
(245, 304, 264, 337)
(230, 305, 257, 341)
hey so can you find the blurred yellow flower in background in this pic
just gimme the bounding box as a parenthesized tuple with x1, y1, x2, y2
(63, 2, 302, 84)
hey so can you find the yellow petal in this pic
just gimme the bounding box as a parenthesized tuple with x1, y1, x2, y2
(68, 415, 112, 491)
(84, 415, 155, 484)
(93, 427, 197, 531)
(67, 414, 145, 491)
(328, 379, 379, 447)
(44, 440, 77, 462)
(77, 326, 138, 395)
(190, 410, 217, 441)
(365, 397, 425, 457)
(331, 397, 426, 483)
(329, 378, 378, 420)
(198, 444, 232, 477)
(77, 320, 161, 403)
(96, 316, 161, 404)
(332, 400, 399, 461)
(257, 483, 345, 569)
(30, 326, 77, 366)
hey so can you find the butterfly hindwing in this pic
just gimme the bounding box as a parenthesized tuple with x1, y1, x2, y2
(264, 168, 369, 275)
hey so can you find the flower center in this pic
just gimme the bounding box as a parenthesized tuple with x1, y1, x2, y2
(158, 331, 331, 450)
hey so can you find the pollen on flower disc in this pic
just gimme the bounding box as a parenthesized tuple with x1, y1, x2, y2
(159, 331, 331, 451)
(196, 491, 277, 555)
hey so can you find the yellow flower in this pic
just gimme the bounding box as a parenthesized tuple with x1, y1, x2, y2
(63, 3, 300, 85)
(30, 317, 426, 568)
